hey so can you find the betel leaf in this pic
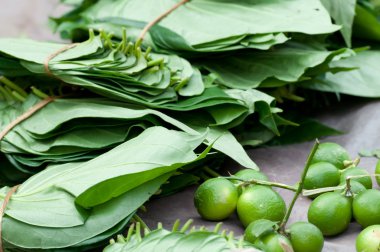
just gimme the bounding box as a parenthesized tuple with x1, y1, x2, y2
(103, 220, 262, 252)
(305, 50, 380, 97)
(0, 32, 204, 109)
(204, 127, 258, 170)
(4, 174, 170, 249)
(359, 149, 380, 159)
(321, 0, 357, 47)
(0, 34, 279, 134)
(158, 173, 200, 197)
(0, 96, 257, 174)
(268, 117, 343, 146)
(200, 46, 354, 89)
(353, 4, 380, 41)
(2, 127, 210, 249)
(245, 219, 279, 241)
(53, 0, 339, 54)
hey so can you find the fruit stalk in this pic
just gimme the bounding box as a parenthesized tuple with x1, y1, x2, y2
(344, 174, 380, 194)
(302, 185, 345, 197)
(279, 140, 320, 233)
(223, 177, 297, 191)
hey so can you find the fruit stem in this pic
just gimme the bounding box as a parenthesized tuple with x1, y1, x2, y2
(302, 184, 345, 196)
(279, 140, 320, 234)
(223, 176, 297, 191)
(344, 173, 380, 193)
(342, 157, 360, 169)
(303, 172, 380, 197)
(346, 174, 380, 180)
(344, 177, 353, 197)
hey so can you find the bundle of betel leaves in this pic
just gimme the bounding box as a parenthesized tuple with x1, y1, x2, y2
(0, 0, 380, 251)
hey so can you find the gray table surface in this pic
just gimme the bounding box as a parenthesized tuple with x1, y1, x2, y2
(4, 2, 380, 251)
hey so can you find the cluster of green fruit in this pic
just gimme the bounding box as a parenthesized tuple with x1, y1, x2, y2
(305, 143, 380, 251)
(193, 142, 380, 252)
(194, 166, 323, 251)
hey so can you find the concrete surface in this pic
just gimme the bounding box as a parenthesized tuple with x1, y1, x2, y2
(1, 0, 65, 41)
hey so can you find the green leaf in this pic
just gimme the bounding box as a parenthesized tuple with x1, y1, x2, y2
(2, 127, 209, 248)
(206, 127, 258, 170)
(3, 174, 169, 249)
(359, 149, 380, 159)
(305, 50, 380, 97)
(353, 4, 380, 41)
(158, 173, 200, 197)
(53, 0, 339, 53)
(321, 0, 357, 47)
(201, 46, 354, 89)
(269, 117, 342, 146)
(103, 221, 262, 252)
(245, 219, 279, 241)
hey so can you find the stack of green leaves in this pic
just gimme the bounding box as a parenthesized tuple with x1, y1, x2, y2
(300, 0, 380, 97)
(0, 93, 257, 183)
(0, 31, 285, 131)
(52, 0, 339, 55)
(0, 28, 294, 182)
(52, 0, 380, 98)
(2, 126, 211, 250)
(0, 30, 205, 106)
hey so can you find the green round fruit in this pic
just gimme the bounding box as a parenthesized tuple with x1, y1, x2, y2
(237, 185, 286, 227)
(353, 189, 380, 227)
(234, 169, 269, 183)
(304, 162, 340, 190)
(255, 232, 293, 252)
(375, 160, 380, 187)
(356, 225, 380, 252)
(194, 178, 238, 221)
(288, 222, 324, 252)
(340, 167, 372, 189)
(234, 169, 270, 194)
(308, 192, 352, 236)
(311, 142, 350, 169)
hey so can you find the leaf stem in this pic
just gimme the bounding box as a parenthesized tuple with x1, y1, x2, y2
(279, 140, 320, 233)
(199, 172, 210, 181)
(0, 76, 28, 98)
(11, 91, 26, 102)
(31, 86, 49, 99)
(202, 166, 222, 178)
(132, 214, 150, 232)
(0, 86, 12, 101)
